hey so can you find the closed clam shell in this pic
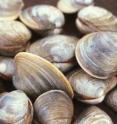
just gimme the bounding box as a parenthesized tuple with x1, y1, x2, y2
(19, 5, 65, 35)
(13, 52, 74, 98)
(27, 35, 78, 72)
(34, 90, 73, 124)
(73, 106, 113, 124)
(68, 69, 117, 104)
(105, 88, 117, 112)
(75, 32, 117, 79)
(76, 6, 117, 33)
(0, 20, 31, 56)
(57, 0, 94, 14)
(0, 0, 24, 20)
(0, 90, 33, 124)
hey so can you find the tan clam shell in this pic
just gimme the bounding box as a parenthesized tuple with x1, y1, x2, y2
(73, 106, 113, 124)
(76, 6, 117, 33)
(75, 32, 117, 79)
(27, 35, 78, 72)
(0, 90, 33, 124)
(68, 69, 117, 104)
(57, 0, 94, 14)
(105, 88, 117, 112)
(34, 90, 73, 124)
(0, 20, 31, 56)
(0, 0, 24, 20)
(19, 5, 65, 35)
(13, 52, 74, 98)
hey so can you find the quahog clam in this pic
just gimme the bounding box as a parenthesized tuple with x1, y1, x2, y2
(105, 88, 117, 112)
(0, 0, 24, 20)
(76, 6, 117, 33)
(0, 90, 33, 124)
(13, 52, 74, 98)
(68, 69, 117, 104)
(27, 35, 78, 72)
(57, 0, 94, 14)
(34, 90, 73, 124)
(0, 20, 31, 56)
(75, 32, 117, 79)
(19, 5, 65, 35)
(73, 106, 113, 124)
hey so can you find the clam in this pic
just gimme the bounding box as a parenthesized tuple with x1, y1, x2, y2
(27, 35, 78, 72)
(105, 88, 117, 112)
(34, 90, 73, 124)
(76, 6, 117, 33)
(13, 52, 74, 98)
(0, 90, 33, 124)
(57, 0, 94, 14)
(0, 20, 31, 56)
(0, 0, 24, 20)
(19, 5, 65, 35)
(75, 32, 117, 79)
(68, 69, 117, 104)
(0, 56, 15, 80)
(73, 106, 113, 124)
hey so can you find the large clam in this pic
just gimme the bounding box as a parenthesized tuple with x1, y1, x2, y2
(19, 5, 65, 35)
(27, 35, 78, 72)
(34, 90, 73, 124)
(13, 52, 74, 98)
(75, 32, 117, 79)
(68, 69, 117, 104)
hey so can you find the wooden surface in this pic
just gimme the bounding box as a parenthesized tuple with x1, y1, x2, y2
(23, 0, 117, 123)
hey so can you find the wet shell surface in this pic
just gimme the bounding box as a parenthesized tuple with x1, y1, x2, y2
(27, 35, 78, 72)
(19, 5, 65, 35)
(75, 32, 117, 79)
(13, 52, 74, 98)
(73, 106, 113, 124)
(0, 20, 31, 56)
(57, 0, 94, 14)
(0, 0, 24, 20)
(0, 90, 33, 124)
(34, 90, 73, 124)
(68, 69, 117, 104)
(76, 6, 117, 33)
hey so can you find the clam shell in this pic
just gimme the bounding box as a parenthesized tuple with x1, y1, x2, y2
(0, 90, 33, 124)
(27, 35, 78, 72)
(0, 0, 24, 20)
(57, 0, 94, 14)
(73, 106, 113, 124)
(0, 20, 31, 56)
(75, 32, 117, 79)
(34, 90, 73, 124)
(106, 88, 117, 112)
(19, 5, 65, 35)
(68, 69, 117, 104)
(76, 6, 117, 33)
(13, 52, 74, 98)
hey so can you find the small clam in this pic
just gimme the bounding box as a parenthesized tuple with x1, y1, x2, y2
(13, 52, 74, 98)
(73, 106, 113, 124)
(27, 35, 78, 72)
(76, 6, 117, 33)
(0, 20, 31, 56)
(0, 90, 33, 124)
(0, 0, 24, 20)
(75, 32, 117, 79)
(19, 5, 65, 35)
(68, 69, 117, 104)
(0, 56, 15, 80)
(105, 88, 117, 112)
(57, 0, 94, 14)
(34, 90, 73, 124)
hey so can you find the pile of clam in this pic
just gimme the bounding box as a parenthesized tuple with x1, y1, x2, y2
(0, 0, 116, 123)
